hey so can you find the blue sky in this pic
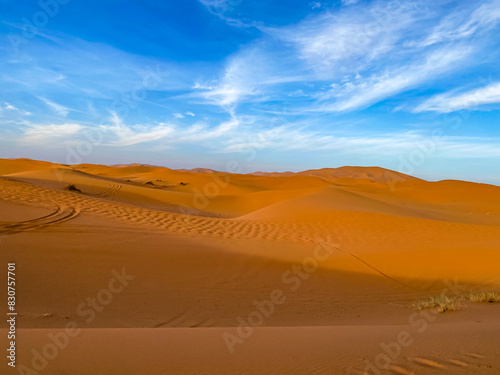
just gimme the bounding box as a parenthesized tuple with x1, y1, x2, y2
(1, 0, 499, 183)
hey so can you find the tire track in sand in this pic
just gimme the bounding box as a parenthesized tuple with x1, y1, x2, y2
(0, 206, 80, 235)
(0, 178, 321, 243)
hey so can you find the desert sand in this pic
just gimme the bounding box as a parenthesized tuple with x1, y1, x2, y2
(1, 158, 499, 374)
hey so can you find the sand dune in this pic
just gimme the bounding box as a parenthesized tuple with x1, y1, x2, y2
(8, 316, 500, 374)
(252, 166, 421, 183)
(1, 158, 499, 374)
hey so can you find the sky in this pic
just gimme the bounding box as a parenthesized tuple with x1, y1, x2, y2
(0, 0, 499, 184)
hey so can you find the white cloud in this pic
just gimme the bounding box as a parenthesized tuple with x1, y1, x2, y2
(192, 44, 310, 111)
(175, 113, 243, 143)
(219, 125, 500, 160)
(414, 0, 500, 47)
(414, 82, 500, 113)
(102, 112, 174, 147)
(270, 2, 419, 74)
(10, 114, 500, 162)
(198, 0, 234, 10)
(173, 111, 196, 119)
(0, 102, 31, 116)
(314, 46, 473, 112)
(342, 0, 360, 5)
(197, 0, 248, 27)
(1, 103, 17, 114)
(38, 97, 72, 117)
(193, 49, 264, 108)
(21, 123, 83, 145)
(4, 103, 18, 111)
(192, 0, 496, 115)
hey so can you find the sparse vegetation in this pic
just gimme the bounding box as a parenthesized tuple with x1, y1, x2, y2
(465, 290, 500, 303)
(415, 295, 461, 313)
(179, 182, 187, 186)
(65, 184, 81, 192)
(415, 290, 500, 313)
(145, 181, 155, 185)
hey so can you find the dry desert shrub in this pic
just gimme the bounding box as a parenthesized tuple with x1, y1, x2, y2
(415, 295, 460, 313)
(465, 290, 500, 303)
(415, 289, 500, 313)
(65, 184, 81, 192)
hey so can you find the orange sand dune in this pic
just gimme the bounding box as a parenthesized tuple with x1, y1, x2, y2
(251, 165, 421, 182)
(1, 158, 499, 374)
(8, 316, 500, 374)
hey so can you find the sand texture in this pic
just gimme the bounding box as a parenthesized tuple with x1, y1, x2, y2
(1, 158, 499, 374)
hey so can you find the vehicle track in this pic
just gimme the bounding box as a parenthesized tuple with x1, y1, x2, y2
(0, 206, 80, 235)
(96, 184, 122, 199)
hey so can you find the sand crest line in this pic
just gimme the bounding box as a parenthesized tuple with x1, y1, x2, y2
(301, 236, 407, 286)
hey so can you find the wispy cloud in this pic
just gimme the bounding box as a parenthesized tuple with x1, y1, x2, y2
(314, 46, 473, 112)
(0, 102, 31, 116)
(3, 103, 18, 111)
(414, 81, 500, 113)
(215, 126, 500, 160)
(21, 123, 83, 145)
(101, 112, 174, 147)
(198, 0, 237, 11)
(38, 97, 73, 117)
(413, 0, 500, 47)
(10, 114, 500, 164)
(269, 1, 422, 74)
(341, 0, 360, 6)
(173, 111, 196, 119)
(193, 47, 266, 108)
(1, 0, 500, 183)
(197, 0, 250, 27)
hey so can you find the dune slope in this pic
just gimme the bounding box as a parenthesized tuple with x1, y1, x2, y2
(1, 158, 499, 374)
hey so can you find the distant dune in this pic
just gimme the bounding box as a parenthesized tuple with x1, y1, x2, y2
(250, 165, 421, 183)
(176, 168, 217, 173)
(110, 163, 163, 168)
(1, 157, 499, 374)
